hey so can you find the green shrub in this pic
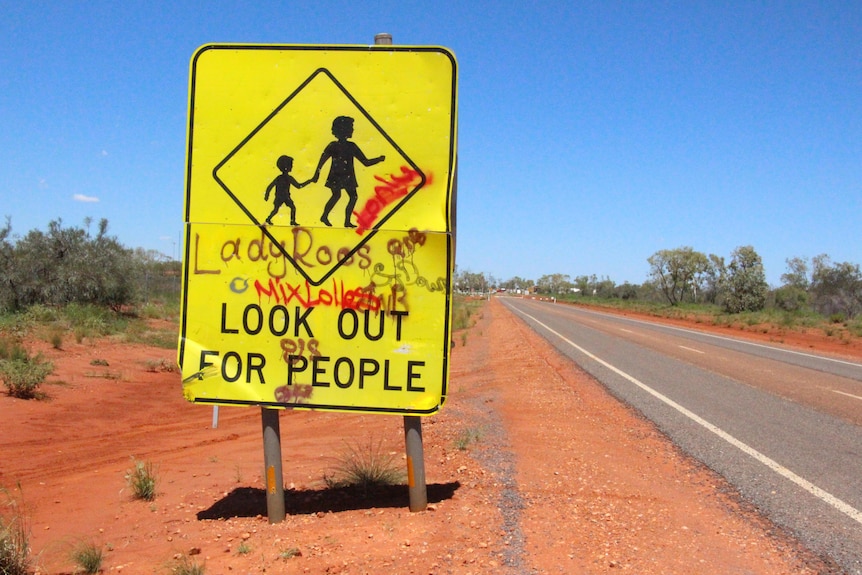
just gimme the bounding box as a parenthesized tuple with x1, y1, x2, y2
(125, 458, 157, 501)
(0, 341, 53, 399)
(23, 304, 60, 324)
(1, 219, 142, 311)
(773, 285, 809, 312)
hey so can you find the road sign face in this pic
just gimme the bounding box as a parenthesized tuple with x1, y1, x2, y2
(179, 44, 457, 415)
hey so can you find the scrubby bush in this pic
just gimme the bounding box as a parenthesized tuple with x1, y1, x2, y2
(1, 219, 137, 311)
(0, 338, 53, 399)
(810, 256, 862, 319)
(773, 285, 809, 312)
(0, 218, 180, 315)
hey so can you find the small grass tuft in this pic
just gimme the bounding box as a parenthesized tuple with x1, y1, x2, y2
(279, 547, 301, 560)
(144, 358, 178, 373)
(168, 555, 205, 575)
(125, 458, 157, 501)
(454, 426, 483, 451)
(323, 439, 405, 493)
(71, 541, 103, 574)
(49, 329, 64, 350)
(0, 488, 31, 575)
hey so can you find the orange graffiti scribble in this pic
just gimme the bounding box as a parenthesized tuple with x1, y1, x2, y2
(354, 166, 430, 234)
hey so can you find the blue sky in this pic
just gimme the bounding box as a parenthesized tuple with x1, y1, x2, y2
(1, 1, 859, 286)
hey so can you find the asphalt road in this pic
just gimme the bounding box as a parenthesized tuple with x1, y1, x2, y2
(500, 296, 862, 575)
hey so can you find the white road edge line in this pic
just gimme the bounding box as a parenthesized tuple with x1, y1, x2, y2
(510, 305, 862, 527)
(830, 389, 862, 402)
(679, 345, 705, 354)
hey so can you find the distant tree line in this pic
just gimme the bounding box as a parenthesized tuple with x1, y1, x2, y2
(0, 218, 180, 313)
(7, 219, 856, 322)
(643, 245, 862, 318)
(456, 244, 862, 320)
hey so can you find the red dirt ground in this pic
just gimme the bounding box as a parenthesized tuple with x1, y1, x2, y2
(2, 298, 859, 574)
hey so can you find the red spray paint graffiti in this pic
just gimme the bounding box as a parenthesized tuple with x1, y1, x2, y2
(353, 166, 430, 234)
(254, 278, 382, 312)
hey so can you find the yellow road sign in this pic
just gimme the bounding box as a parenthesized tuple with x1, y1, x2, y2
(179, 44, 457, 415)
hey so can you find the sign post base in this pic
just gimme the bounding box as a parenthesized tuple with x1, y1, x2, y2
(403, 415, 427, 512)
(261, 407, 286, 523)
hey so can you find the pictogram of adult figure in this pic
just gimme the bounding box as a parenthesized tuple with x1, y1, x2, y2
(312, 116, 385, 228)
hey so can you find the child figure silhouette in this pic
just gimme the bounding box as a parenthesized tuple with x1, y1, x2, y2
(313, 116, 385, 227)
(265, 155, 311, 225)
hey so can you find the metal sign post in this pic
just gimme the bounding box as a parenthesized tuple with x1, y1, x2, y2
(403, 414, 427, 511)
(261, 407, 286, 523)
(373, 32, 428, 513)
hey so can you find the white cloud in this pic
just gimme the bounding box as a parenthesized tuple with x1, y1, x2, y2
(73, 194, 100, 203)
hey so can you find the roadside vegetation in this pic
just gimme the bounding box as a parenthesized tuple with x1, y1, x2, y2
(457, 245, 862, 344)
(168, 555, 206, 575)
(70, 541, 103, 574)
(451, 293, 486, 347)
(0, 218, 179, 399)
(452, 293, 485, 331)
(0, 334, 54, 399)
(323, 439, 405, 494)
(0, 488, 30, 575)
(2, 216, 858, 391)
(125, 458, 158, 501)
(454, 426, 483, 451)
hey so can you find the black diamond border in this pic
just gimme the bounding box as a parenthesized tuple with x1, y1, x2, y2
(212, 67, 424, 286)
